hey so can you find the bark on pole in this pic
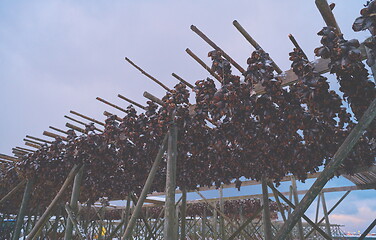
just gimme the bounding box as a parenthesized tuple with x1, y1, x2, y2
(275, 98, 376, 240)
(180, 189, 187, 240)
(122, 133, 168, 239)
(163, 123, 178, 240)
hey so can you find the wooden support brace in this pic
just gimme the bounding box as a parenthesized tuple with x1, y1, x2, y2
(261, 176, 273, 240)
(0, 180, 26, 205)
(25, 142, 41, 149)
(268, 182, 332, 240)
(24, 139, 44, 146)
(0, 153, 20, 162)
(65, 204, 86, 240)
(275, 98, 376, 240)
(103, 111, 123, 121)
(288, 34, 309, 60)
(359, 218, 376, 240)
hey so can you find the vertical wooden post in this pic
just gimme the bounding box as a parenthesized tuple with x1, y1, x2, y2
(261, 176, 273, 240)
(314, 193, 321, 237)
(122, 133, 168, 239)
(219, 186, 225, 239)
(320, 192, 332, 238)
(164, 123, 178, 240)
(275, 98, 376, 240)
(26, 164, 82, 240)
(180, 189, 187, 240)
(291, 176, 304, 240)
(123, 194, 131, 233)
(12, 178, 34, 240)
(64, 165, 84, 240)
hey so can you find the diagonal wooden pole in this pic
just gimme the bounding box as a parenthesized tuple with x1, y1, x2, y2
(64, 165, 84, 240)
(359, 218, 376, 240)
(305, 190, 351, 238)
(122, 133, 168, 239)
(26, 164, 82, 240)
(275, 98, 376, 240)
(12, 178, 35, 240)
(0, 180, 26, 205)
(268, 182, 331, 240)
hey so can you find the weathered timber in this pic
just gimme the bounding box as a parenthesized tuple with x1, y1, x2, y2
(25, 135, 52, 144)
(43, 130, 68, 141)
(261, 176, 273, 240)
(0, 180, 26, 205)
(49, 126, 68, 135)
(66, 122, 87, 134)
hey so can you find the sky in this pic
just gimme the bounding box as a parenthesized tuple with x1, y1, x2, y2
(0, 0, 374, 234)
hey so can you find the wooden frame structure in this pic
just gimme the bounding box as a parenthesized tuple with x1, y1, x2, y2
(0, 0, 375, 239)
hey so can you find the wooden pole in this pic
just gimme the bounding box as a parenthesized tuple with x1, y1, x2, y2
(0, 153, 20, 162)
(64, 165, 84, 240)
(25, 142, 41, 150)
(305, 190, 351, 238)
(171, 73, 194, 89)
(320, 192, 332, 238)
(23, 139, 43, 146)
(25, 135, 52, 144)
(268, 183, 331, 240)
(102, 111, 122, 122)
(26, 164, 82, 240)
(291, 176, 304, 240)
(65, 204, 86, 240)
(66, 123, 87, 134)
(118, 94, 147, 110)
(122, 133, 168, 239)
(12, 178, 34, 240)
(185, 48, 222, 82)
(125, 57, 171, 92)
(180, 189, 187, 240)
(16, 147, 34, 153)
(43, 131, 68, 141)
(164, 123, 178, 240)
(190, 25, 246, 73)
(219, 186, 225, 239)
(288, 34, 309, 60)
(275, 98, 376, 240)
(359, 218, 376, 240)
(232, 20, 283, 74)
(261, 176, 273, 240)
(49, 126, 68, 135)
(0, 180, 26, 205)
(226, 208, 263, 240)
(143, 91, 164, 105)
(315, 0, 341, 33)
(70, 110, 105, 126)
(96, 97, 127, 113)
